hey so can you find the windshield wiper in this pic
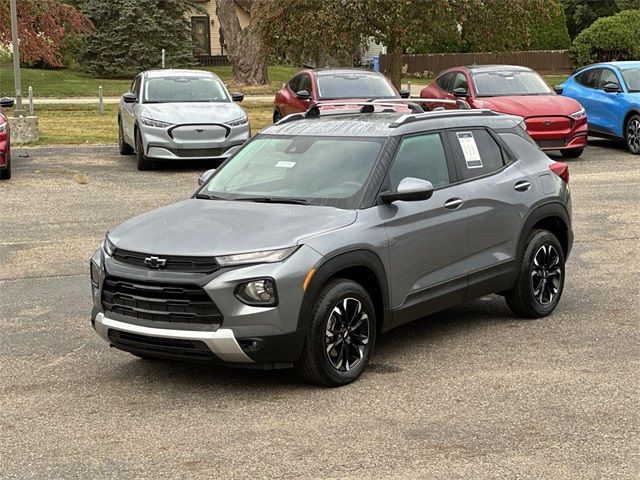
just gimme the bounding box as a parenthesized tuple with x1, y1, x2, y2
(234, 197, 309, 205)
(194, 193, 228, 200)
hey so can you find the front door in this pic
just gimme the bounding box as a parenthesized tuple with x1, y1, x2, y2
(381, 131, 469, 326)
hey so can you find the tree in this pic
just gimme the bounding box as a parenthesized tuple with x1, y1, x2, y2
(0, 0, 92, 67)
(215, 0, 268, 85)
(561, 0, 619, 39)
(81, 0, 199, 78)
(527, 0, 571, 50)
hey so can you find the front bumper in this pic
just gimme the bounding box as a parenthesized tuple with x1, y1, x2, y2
(139, 121, 249, 162)
(527, 116, 589, 151)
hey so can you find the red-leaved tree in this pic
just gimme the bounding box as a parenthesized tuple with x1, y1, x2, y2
(0, 0, 92, 67)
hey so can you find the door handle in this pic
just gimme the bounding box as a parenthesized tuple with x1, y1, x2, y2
(444, 198, 463, 210)
(514, 180, 531, 192)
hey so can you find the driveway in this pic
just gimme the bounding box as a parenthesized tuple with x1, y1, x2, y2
(0, 142, 638, 478)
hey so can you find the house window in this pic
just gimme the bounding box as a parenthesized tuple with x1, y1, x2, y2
(192, 16, 210, 55)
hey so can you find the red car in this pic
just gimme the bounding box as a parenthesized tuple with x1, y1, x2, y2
(273, 68, 410, 122)
(420, 65, 588, 158)
(0, 97, 14, 180)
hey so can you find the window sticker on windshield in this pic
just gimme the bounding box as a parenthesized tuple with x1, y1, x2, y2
(456, 132, 483, 168)
(275, 161, 296, 168)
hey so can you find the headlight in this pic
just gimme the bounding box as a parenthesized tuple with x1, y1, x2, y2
(569, 107, 586, 120)
(0, 122, 6, 133)
(215, 246, 298, 266)
(235, 278, 277, 306)
(140, 116, 172, 128)
(103, 234, 116, 256)
(90, 260, 100, 286)
(225, 116, 248, 127)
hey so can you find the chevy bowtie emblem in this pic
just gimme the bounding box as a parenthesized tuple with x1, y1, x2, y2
(144, 256, 167, 268)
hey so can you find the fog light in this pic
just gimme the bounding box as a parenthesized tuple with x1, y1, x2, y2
(90, 260, 100, 286)
(235, 279, 277, 306)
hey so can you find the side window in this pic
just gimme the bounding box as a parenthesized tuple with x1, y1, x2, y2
(449, 129, 505, 180)
(288, 74, 303, 93)
(388, 133, 450, 191)
(576, 69, 601, 89)
(598, 69, 618, 89)
(436, 73, 452, 92)
(131, 76, 141, 97)
(298, 74, 312, 93)
(499, 132, 548, 161)
(451, 73, 468, 92)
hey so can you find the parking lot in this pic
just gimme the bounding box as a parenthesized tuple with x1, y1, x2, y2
(1, 141, 639, 478)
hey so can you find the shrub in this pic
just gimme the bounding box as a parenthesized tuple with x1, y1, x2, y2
(571, 9, 640, 67)
(528, 0, 571, 50)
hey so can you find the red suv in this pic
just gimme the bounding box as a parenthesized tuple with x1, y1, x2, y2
(0, 98, 14, 180)
(273, 68, 409, 122)
(420, 65, 588, 158)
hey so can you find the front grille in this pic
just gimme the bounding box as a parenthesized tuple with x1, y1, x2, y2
(536, 139, 567, 149)
(108, 329, 215, 361)
(525, 116, 572, 133)
(102, 276, 223, 325)
(112, 248, 218, 273)
(166, 147, 228, 158)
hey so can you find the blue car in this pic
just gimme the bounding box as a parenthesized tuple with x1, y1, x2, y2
(559, 61, 640, 154)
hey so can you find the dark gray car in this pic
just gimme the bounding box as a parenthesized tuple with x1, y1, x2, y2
(91, 105, 573, 386)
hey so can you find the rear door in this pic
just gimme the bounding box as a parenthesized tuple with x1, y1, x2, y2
(446, 128, 534, 298)
(572, 68, 605, 130)
(382, 131, 469, 325)
(590, 67, 624, 135)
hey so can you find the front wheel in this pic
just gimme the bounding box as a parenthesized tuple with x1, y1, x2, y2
(295, 279, 376, 387)
(0, 151, 11, 180)
(505, 229, 565, 319)
(135, 129, 152, 171)
(560, 147, 584, 158)
(625, 114, 640, 154)
(118, 117, 134, 155)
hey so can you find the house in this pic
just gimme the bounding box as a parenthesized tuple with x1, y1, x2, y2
(190, 0, 250, 65)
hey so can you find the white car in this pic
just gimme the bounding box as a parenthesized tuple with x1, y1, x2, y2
(118, 69, 250, 170)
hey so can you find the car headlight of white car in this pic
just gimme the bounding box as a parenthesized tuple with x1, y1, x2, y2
(140, 116, 173, 128)
(225, 116, 248, 127)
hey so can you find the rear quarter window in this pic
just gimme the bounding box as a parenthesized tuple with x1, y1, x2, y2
(498, 132, 549, 161)
(448, 129, 506, 180)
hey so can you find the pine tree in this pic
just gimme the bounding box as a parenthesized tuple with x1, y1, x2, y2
(81, 0, 200, 78)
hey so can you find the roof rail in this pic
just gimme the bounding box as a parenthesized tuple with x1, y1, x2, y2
(389, 109, 497, 128)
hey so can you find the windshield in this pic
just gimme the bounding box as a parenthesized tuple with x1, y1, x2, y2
(317, 74, 399, 100)
(201, 135, 385, 209)
(472, 71, 553, 97)
(622, 69, 640, 92)
(144, 76, 228, 103)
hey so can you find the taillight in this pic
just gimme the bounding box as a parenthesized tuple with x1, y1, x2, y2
(549, 162, 569, 183)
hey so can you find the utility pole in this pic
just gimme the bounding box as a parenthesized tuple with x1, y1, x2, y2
(9, 0, 25, 117)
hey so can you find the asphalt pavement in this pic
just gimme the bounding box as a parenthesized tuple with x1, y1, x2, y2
(0, 141, 638, 479)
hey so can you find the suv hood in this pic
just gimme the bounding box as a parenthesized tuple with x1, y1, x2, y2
(475, 95, 582, 117)
(140, 102, 246, 125)
(108, 199, 357, 256)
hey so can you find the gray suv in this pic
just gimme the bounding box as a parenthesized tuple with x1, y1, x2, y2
(118, 69, 250, 170)
(91, 105, 573, 386)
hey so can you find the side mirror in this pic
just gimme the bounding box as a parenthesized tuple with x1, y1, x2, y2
(399, 89, 411, 99)
(0, 97, 15, 108)
(232, 92, 244, 102)
(122, 92, 137, 104)
(197, 168, 216, 186)
(296, 90, 312, 101)
(554, 84, 564, 95)
(452, 87, 468, 97)
(603, 82, 621, 93)
(379, 177, 434, 203)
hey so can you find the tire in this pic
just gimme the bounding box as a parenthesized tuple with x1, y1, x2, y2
(135, 128, 152, 171)
(273, 109, 282, 123)
(118, 117, 134, 155)
(625, 114, 640, 155)
(0, 151, 11, 180)
(295, 279, 377, 387)
(505, 229, 566, 319)
(560, 147, 584, 159)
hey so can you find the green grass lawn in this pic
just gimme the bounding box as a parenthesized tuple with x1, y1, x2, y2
(5, 101, 274, 146)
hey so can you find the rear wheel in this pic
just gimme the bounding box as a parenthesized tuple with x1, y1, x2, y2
(560, 147, 584, 158)
(0, 151, 11, 180)
(625, 114, 640, 154)
(295, 279, 376, 387)
(505, 229, 565, 319)
(118, 117, 134, 155)
(135, 128, 152, 171)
